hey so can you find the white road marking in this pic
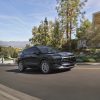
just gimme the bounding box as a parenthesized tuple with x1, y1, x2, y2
(0, 84, 41, 100)
(0, 90, 20, 100)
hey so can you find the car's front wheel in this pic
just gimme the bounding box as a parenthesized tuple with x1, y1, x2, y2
(18, 61, 25, 72)
(40, 60, 50, 74)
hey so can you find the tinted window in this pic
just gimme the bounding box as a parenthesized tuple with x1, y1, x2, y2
(31, 47, 39, 53)
(23, 47, 39, 55)
(23, 49, 30, 55)
(37, 46, 58, 54)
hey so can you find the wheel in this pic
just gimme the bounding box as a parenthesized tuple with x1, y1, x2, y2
(18, 61, 25, 72)
(40, 60, 50, 74)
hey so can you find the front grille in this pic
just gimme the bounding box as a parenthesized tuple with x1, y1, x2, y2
(62, 56, 76, 63)
(55, 58, 62, 64)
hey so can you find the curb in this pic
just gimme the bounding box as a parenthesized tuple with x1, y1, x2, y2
(0, 63, 17, 66)
(77, 63, 100, 65)
(0, 84, 41, 100)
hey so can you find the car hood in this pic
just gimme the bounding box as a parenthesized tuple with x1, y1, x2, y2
(58, 52, 74, 57)
(46, 52, 74, 58)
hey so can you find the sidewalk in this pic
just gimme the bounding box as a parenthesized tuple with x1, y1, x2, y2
(0, 63, 17, 66)
(0, 60, 17, 66)
(0, 84, 41, 100)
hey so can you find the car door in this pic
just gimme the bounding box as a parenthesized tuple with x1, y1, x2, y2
(27, 47, 40, 66)
(22, 48, 32, 66)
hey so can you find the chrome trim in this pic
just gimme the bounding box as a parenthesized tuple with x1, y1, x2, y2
(62, 56, 75, 59)
(62, 63, 71, 66)
(57, 66, 74, 69)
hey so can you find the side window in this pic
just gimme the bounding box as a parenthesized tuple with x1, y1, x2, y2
(31, 47, 39, 54)
(23, 47, 39, 55)
(23, 49, 29, 55)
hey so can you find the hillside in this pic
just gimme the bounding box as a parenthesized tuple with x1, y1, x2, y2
(0, 41, 30, 48)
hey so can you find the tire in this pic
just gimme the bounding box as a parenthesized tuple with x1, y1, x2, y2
(40, 60, 50, 74)
(66, 68, 71, 71)
(18, 61, 25, 72)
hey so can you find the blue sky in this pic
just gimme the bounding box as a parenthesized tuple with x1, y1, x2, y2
(0, 0, 100, 41)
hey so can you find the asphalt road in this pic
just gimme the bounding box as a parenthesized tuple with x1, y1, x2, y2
(0, 64, 100, 100)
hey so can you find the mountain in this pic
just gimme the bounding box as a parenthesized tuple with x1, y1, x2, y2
(0, 41, 30, 48)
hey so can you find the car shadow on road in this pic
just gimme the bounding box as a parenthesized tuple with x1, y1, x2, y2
(6, 68, 71, 75)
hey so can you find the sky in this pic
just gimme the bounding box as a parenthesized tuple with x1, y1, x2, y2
(0, 0, 100, 41)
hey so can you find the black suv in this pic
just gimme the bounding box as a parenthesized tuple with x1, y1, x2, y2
(17, 46, 76, 74)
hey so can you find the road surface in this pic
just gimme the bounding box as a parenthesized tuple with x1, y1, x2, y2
(0, 64, 100, 100)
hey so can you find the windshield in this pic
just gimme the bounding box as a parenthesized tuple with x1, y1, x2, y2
(37, 46, 59, 54)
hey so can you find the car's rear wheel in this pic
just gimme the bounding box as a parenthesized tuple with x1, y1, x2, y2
(40, 60, 50, 74)
(18, 61, 25, 72)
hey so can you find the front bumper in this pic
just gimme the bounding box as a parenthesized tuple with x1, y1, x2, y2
(53, 63, 75, 69)
(51, 55, 76, 69)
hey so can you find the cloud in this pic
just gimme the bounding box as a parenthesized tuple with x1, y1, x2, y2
(0, 15, 24, 24)
(0, 15, 31, 29)
(85, 0, 100, 12)
(20, 0, 55, 6)
(0, 14, 33, 37)
(83, 0, 100, 21)
(28, 11, 57, 20)
(86, 0, 100, 9)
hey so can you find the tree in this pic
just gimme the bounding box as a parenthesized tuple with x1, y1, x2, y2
(0, 46, 18, 59)
(77, 19, 92, 39)
(50, 19, 63, 48)
(44, 17, 48, 41)
(77, 19, 100, 48)
(56, 0, 87, 50)
(77, 19, 92, 49)
(30, 18, 64, 48)
(25, 44, 30, 49)
(30, 17, 50, 46)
